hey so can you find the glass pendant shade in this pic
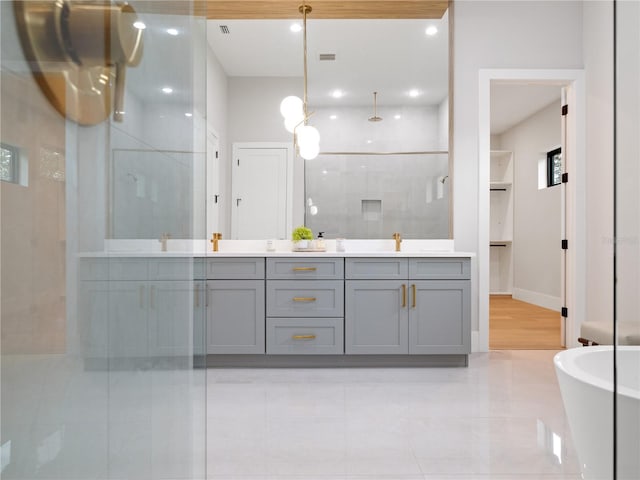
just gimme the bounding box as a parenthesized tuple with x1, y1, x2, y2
(299, 141, 320, 160)
(297, 124, 320, 146)
(280, 95, 304, 119)
(284, 116, 303, 133)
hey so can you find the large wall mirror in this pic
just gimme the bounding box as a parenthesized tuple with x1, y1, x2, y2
(109, 2, 451, 240)
(207, 7, 451, 240)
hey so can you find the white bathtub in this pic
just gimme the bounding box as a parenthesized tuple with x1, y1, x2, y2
(554, 346, 640, 480)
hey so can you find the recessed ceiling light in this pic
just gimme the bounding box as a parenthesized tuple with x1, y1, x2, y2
(133, 21, 146, 30)
(162, 87, 173, 94)
(331, 89, 344, 99)
(167, 28, 179, 36)
(394, 114, 402, 120)
(185, 113, 193, 117)
(366, 140, 373, 144)
(329, 114, 338, 120)
(425, 26, 438, 36)
(408, 89, 420, 98)
(290, 23, 302, 33)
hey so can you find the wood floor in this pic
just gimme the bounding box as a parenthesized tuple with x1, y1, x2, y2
(490, 295, 564, 350)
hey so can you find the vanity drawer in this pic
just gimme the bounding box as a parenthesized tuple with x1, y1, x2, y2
(148, 258, 203, 280)
(79, 259, 110, 281)
(266, 317, 344, 354)
(266, 280, 344, 317)
(345, 258, 408, 280)
(207, 258, 265, 279)
(267, 258, 344, 280)
(79, 258, 149, 281)
(409, 258, 470, 280)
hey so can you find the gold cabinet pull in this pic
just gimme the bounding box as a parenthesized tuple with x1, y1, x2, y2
(194, 286, 200, 308)
(401, 284, 406, 308)
(293, 297, 316, 302)
(139, 285, 145, 308)
(412, 284, 416, 308)
(293, 267, 317, 271)
(292, 334, 316, 340)
(150, 285, 156, 309)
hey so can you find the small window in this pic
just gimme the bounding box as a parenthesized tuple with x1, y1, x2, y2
(547, 147, 562, 187)
(1, 143, 20, 184)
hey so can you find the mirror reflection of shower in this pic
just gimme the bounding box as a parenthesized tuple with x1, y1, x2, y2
(305, 152, 449, 239)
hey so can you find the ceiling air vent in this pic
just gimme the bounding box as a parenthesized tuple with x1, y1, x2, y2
(319, 53, 336, 61)
(219, 25, 230, 34)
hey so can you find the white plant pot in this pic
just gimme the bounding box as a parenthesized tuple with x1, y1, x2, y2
(295, 240, 309, 249)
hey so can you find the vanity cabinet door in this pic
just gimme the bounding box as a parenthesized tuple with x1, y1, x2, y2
(409, 280, 470, 354)
(345, 280, 408, 354)
(108, 281, 149, 359)
(79, 280, 110, 361)
(148, 280, 194, 357)
(207, 280, 265, 354)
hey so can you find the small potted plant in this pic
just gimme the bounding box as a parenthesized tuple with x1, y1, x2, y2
(291, 225, 313, 250)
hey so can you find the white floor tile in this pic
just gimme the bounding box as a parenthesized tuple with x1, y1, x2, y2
(2, 350, 587, 480)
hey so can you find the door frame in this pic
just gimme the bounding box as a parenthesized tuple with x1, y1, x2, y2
(206, 129, 220, 237)
(231, 142, 294, 239)
(477, 69, 586, 352)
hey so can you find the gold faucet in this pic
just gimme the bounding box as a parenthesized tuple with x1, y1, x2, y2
(210, 232, 222, 252)
(159, 233, 171, 252)
(393, 232, 402, 252)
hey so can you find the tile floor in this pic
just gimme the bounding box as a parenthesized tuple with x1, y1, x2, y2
(1, 350, 584, 479)
(206, 350, 582, 480)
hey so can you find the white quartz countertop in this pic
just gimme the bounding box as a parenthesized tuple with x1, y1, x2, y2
(79, 239, 475, 258)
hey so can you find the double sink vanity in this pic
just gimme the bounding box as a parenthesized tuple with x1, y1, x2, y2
(79, 240, 473, 368)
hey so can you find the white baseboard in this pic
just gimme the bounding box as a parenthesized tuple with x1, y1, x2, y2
(512, 287, 561, 312)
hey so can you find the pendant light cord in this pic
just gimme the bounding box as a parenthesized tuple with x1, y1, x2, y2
(301, 2, 310, 124)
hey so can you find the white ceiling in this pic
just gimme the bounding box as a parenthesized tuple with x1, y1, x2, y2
(490, 84, 562, 135)
(126, 10, 560, 133)
(206, 14, 449, 107)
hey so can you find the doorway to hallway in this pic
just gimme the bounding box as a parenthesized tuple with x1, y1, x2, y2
(488, 82, 565, 350)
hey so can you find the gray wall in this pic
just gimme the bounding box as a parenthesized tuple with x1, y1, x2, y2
(452, 0, 583, 337)
(583, 1, 614, 326)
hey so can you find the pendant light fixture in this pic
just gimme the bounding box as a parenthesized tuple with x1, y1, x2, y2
(279, 2, 320, 160)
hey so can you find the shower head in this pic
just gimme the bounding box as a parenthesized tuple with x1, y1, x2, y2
(368, 91, 383, 122)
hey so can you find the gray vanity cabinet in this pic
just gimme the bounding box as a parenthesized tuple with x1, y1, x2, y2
(408, 258, 471, 354)
(79, 258, 149, 361)
(409, 280, 470, 354)
(79, 258, 203, 363)
(206, 258, 265, 354)
(266, 258, 344, 354)
(345, 258, 471, 355)
(345, 279, 409, 354)
(147, 280, 196, 357)
(78, 280, 110, 360)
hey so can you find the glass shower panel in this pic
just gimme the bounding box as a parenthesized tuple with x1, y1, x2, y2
(1, 1, 208, 479)
(615, 1, 640, 479)
(305, 153, 449, 239)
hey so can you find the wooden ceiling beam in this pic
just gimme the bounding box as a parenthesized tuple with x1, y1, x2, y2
(135, 1, 449, 20)
(208, 1, 449, 19)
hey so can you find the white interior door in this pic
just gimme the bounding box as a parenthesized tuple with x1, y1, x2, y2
(206, 131, 220, 236)
(231, 145, 290, 240)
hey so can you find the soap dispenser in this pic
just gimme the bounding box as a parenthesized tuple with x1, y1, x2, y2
(316, 232, 326, 250)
